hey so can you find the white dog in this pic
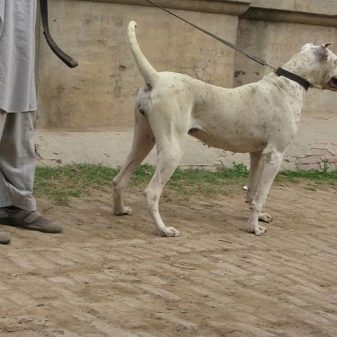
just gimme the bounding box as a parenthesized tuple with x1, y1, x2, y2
(113, 21, 337, 237)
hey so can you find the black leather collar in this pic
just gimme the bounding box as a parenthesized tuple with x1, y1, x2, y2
(275, 67, 311, 91)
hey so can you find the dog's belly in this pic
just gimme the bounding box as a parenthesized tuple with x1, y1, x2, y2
(188, 127, 267, 153)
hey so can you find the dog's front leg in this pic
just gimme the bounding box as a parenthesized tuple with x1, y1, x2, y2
(247, 147, 283, 235)
(246, 151, 263, 204)
(246, 151, 273, 223)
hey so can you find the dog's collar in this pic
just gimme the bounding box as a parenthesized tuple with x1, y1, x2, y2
(275, 67, 311, 91)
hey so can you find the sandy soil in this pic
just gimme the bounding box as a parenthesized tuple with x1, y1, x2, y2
(1, 181, 337, 337)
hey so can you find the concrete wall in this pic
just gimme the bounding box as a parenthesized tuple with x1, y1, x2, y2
(36, 0, 337, 170)
(37, 0, 243, 130)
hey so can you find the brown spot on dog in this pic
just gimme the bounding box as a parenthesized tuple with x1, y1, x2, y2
(145, 83, 152, 92)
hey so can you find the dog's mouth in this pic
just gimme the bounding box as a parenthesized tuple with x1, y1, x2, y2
(327, 76, 337, 90)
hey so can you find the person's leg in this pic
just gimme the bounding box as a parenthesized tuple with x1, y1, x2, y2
(0, 112, 62, 233)
(0, 111, 11, 244)
(0, 112, 10, 206)
(0, 112, 37, 210)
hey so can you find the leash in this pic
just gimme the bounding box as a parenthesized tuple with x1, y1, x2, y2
(40, 0, 78, 68)
(144, 0, 311, 90)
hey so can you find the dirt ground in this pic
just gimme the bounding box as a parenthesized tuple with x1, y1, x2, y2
(1, 181, 337, 337)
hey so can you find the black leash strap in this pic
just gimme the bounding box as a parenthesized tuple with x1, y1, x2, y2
(144, 0, 312, 90)
(40, 0, 78, 68)
(144, 0, 275, 69)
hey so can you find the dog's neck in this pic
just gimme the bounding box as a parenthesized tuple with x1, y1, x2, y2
(274, 67, 311, 91)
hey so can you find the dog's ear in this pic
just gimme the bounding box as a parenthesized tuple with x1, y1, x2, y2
(318, 43, 331, 61)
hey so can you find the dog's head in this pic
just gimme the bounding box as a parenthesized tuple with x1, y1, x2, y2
(292, 43, 337, 90)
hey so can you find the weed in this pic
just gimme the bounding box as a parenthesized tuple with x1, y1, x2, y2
(34, 163, 337, 205)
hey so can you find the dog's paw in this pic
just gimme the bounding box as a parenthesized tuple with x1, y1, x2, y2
(114, 207, 133, 216)
(161, 226, 181, 237)
(254, 224, 266, 236)
(258, 212, 273, 223)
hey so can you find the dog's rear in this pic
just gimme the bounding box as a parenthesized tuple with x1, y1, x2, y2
(113, 21, 186, 237)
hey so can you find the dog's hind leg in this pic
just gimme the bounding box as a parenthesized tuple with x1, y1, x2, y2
(246, 151, 273, 223)
(113, 110, 155, 216)
(144, 135, 184, 237)
(247, 147, 283, 235)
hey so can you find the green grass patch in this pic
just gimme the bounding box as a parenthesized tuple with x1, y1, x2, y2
(34, 163, 337, 205)
(34, 164, 119, 205)
(278, 169, 337, 181)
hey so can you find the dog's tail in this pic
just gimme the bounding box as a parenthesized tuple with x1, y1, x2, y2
(127, 21, 158, 87)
